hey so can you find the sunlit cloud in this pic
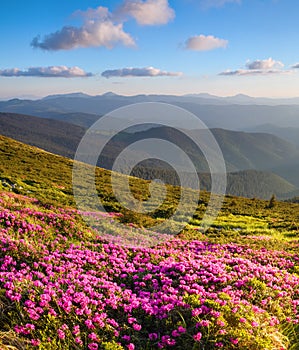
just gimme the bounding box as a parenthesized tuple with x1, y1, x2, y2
(246, 58, 284, 70)
(102, 66, 182, 78)
(184, 34, 228, 51)
(0, 66, 93, 78)
(117, 0, 175, 25)
(31, 7, 135, 51)
(219, 58, 290, 76)
(31, 1, 175, 51)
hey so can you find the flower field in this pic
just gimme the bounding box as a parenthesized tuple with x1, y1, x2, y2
(1, 190, 299, 349)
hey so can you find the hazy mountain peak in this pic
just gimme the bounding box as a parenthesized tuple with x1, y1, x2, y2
(101, 91, 121, 97)
(43, 92, 91, 100)
(184, 93, 219, 99)
(232, 93, 251, 99)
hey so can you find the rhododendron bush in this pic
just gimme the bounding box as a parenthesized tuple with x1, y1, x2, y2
(1, 191, 299, 349)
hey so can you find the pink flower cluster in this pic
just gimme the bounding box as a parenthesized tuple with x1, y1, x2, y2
(1, 191, 299, 349)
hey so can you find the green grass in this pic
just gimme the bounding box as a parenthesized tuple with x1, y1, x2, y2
(1, 134, 299, 248)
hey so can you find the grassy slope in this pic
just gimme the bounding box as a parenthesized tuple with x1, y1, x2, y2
(1, 134, 299, 243)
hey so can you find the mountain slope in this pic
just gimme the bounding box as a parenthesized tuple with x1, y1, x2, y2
(0, 134, 296, 201)
(248, 124, 299, 148)
(226, 170, 296, 199)
(0, 112, 85, 158)
(0, 99, 100, 128)
(2, 113, 298, 174)
(1, 113, 298, 198)
(118, 126, 299, 172)
(130, 166, 296, 199)
(271, 161, 299, 188)
(210, 128, 298, 171)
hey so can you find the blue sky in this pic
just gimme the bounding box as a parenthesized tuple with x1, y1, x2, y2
(1, 0, 299, 98)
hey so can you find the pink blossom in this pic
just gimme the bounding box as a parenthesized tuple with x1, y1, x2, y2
(193, 332, 202, 341)
(133, 323, 142, 331)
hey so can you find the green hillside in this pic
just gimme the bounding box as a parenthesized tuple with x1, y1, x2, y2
(124, 126, 299, 172)
(0, 112, 85, 158)
(271, 161, 299, 188)
(1, 113, 298, 199)
(226, 169, 297, 199)
(131, 166, 296, 199)
(1, 135, 299, 241)
(1, 113, 298, 173)
(210, 128, 298, 170)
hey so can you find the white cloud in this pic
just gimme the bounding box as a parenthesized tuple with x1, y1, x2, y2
(117, 0, 175, 25)
(246, 57, 284, 70)
(200, 0, 241, 8)
(74, 6, 111, 21)
(0, 66, 93, 78)
(219, 58, 290, 76)
(184, 34, 228, 51)
(102, 66, 182, 78)
(31, 6, 135, 50)
(32, 1, 175, 51)
(292, 63, 299, 69)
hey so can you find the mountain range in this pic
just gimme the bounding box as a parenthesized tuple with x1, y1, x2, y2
(1, 111, 299, 199)
(1, 92, 299, 130)
(1, 92, 299, 199)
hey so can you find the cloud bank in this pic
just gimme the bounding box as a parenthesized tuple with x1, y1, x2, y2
(220, 58, 289, 76)
(32, 1, 174, 51)
(219, 69, 288, 76)
(292, 63, 299, 69)
(0, 66, 92, 78)
(184, 35, 228, 51)
(102, 66, 182, 78)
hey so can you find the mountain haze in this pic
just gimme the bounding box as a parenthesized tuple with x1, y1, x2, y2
(1, 93, 299, 130)
(0, 113, 298, 199)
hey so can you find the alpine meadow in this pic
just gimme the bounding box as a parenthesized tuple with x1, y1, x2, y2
(1, 1, 299, 349)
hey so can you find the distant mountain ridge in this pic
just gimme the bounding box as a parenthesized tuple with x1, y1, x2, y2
(184, 93, 299, 105)
(1, 93, 299, 130)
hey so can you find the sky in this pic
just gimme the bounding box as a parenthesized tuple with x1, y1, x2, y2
(1, 0, 299, 98)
